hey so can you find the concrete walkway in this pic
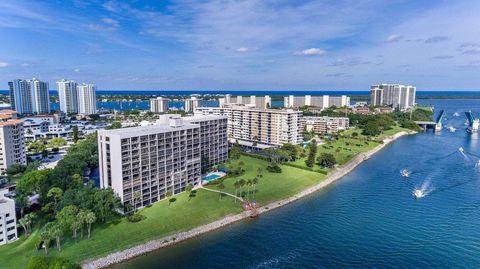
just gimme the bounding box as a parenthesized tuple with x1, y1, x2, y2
(199, 186, 245, 203)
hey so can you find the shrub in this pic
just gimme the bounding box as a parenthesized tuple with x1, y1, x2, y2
(26, 257, 80, 269)
(266, 162, 282, 173)
(127, 214, 146, 223)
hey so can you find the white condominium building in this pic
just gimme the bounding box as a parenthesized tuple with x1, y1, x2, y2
(304, 116, 349, 134)
(57, 79, 78, 113)
(77, 83, 97, 115)
(370, 84, 416, 110)
(284, 95, 350, 109)
(184, 115, 228, 172)
(8, 78, 50, 114)
(0, 119, 26, 174)
(0, 188, 17, 245)
(98, 114, 228, 210)
(30, 78, 50, 114)
(150, 97, 170, 113)
(219, 95, 271, 109)
(184, 97, 202, 113)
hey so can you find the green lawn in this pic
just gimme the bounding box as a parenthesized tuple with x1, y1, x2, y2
(0, 156, 324, 268)
(291, 126, 409, 172)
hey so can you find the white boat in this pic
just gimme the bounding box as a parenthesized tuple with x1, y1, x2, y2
(414, 190, 424, 199)
(400, 169, 410, 177)
(453, 112, 460, 117)
(447, 126, 456, 132)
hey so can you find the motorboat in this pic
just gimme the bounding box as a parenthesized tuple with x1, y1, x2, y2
(400, 169, 410, 177)
(414, 190, 424, 199)
(453, 112, 460, 117)
(447, 126, 456, 132)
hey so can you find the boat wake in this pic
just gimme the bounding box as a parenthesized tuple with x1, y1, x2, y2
(413, 179, 434, 199)
(400, 169, 410, 177)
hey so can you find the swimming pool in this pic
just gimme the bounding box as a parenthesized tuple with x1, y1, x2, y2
(202, 174, 222, 182)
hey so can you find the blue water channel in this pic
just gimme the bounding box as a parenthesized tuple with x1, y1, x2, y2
(111, 99, 480, 269)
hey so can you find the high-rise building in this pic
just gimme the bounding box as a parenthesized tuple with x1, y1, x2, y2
(184, 115, 228, 172)
(30, 78, 50, 114)
(98, 114, 228, 210)
(0, 119, 26, 173)
(0, 188, 17, 245)
(284, 95, 350, 109)
(219, 95, 271, 109)
(57, 79, 78, 114)
(8, 78, 50, 115)
(77, 83, 97, 115)
(370, 84, 416, 110)
(150, 97, 170, 113)
(184, 97, 202, 113)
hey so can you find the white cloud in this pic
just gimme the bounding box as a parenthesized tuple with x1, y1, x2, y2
(0, 62, 9, 68)
(87, 17, 119, 31)
(295, 48, 325, 56)
(425, 35, 448, 43)
(236, 47, 257, 53)
(73, 68, 81, 72)
(385, 34, 403, 42)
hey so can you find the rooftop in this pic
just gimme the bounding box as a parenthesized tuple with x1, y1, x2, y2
(99, 120, 199, 138)
(0, 119, 23, 126)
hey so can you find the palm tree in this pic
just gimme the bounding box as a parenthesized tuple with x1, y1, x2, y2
(217, 182, 225, 200)
(246, 179, 252, 201)
(77, 210, 88, 239)
(185, 184, 193, 201)
(71, 219, 81, 243)
(239, 179, 246, 198)
(233, 181, 240, 204)
(51, 222, 63, 251)
(40, 223, 53, 255)
(18, 213, 36, 236)
(47, 187, 63, 213)
(133, 191, 141, 212)
(85, 211, 96, 239)
(257, 167, 263, 178)
(252, 177, 259, 200)
(165, 191, 173, 205)
(15, 195, 28, 218)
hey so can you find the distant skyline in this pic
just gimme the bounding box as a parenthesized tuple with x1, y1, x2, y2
(0, 0, 479, 91)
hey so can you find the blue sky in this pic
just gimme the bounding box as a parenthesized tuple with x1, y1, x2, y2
(0, 0, 479, 91)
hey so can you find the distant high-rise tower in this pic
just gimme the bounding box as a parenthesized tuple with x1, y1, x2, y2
(30, 78, 50, 114)
(150, 97, 170, 113)
(57, 79, 78, 114)
(370, 84, 416, 110)
(8, 78, 49, 114)
(184, 97, 202, 113)
(77, 83, 97, 115)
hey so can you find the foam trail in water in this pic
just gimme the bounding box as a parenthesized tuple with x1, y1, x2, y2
(413, 178, 434, 199)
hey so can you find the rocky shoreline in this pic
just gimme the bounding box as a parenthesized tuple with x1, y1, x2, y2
(82, 131, 411, 269)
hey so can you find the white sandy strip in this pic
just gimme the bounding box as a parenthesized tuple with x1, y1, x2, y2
(82, 131, 410, 269)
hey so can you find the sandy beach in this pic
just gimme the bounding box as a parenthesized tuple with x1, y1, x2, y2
(82, 131, 410, 269)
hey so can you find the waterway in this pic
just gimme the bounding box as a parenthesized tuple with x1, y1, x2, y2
(110, 99, 480, 269)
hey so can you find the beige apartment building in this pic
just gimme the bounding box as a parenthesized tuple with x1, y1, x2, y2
(304, 116, 349, 134)
(98, 115, 228, 210)
(195, 106, 303, 146)
(0, 119, 26, 174)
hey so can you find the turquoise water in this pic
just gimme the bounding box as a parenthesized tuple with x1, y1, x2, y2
(202, 174, 221, 182)
(111, 99, 480, 269)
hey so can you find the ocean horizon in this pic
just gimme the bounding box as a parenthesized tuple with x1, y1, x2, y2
(1, 90, 480, 96)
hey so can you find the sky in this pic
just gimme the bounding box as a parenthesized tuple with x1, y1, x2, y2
(0, 0, 480, 91)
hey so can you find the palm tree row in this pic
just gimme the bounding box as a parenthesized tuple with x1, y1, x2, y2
(233, 177, 260, 203)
